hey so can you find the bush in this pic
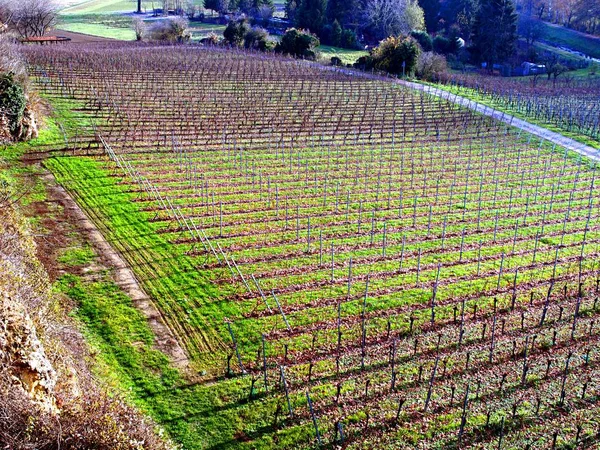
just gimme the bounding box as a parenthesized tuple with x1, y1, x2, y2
(147, 17, 190, 43)
(331, 56, 342, 66)
(275, 28, 320, 60)
(368, 35, 421, 76)
(0, 73, 26, 135)
(200, 32, 221, 45)
(224, 18, 251, 47)
(244, 26, 271, 51)
(432, 35, 449, 54)
(415, 51, 447, 81)
(353, 55, 371, 70)
(410, 30, 432, 51)
(432, 34, 460, 55)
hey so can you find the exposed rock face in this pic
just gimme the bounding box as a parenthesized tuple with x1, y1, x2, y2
(0, 102, 38, 143)
(0, 292, 57, 412)
(0, 200, 57, 412)
(17, 104, 38, 141)
(0, 113, 11, 142)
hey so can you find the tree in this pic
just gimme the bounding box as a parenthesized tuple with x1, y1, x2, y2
(296, 0, 327, 36)
(411, 29, 433, 50)
(518, 14, 544, 46)
(418, 0, 440, 32)
(361, 35, 421, 75)
(415, 51, 447, 80)
(223, 18, 251, 46)
(470, 0, 517, 69)
(132, 17, 146, 40)
(331, 19, 342, 46)
(341, 28, 361, 48)
(3, 0, 58, 38)
(285, 0, 298, 21)
(275, 28, 320, 59)
(543, 53, 568, 84)
(572, 0, 600, 34)
(0, 73, 26, 135)
(258, 5, 274, 26)
(326, 0, 359, 25)
(204, 0, 229, 14)
(362, 0, 425, 41)
(440, 0, 479, 37)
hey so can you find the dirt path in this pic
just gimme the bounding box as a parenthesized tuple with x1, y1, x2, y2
(42, 172, 189, 369)
(398, 81, 600, 163)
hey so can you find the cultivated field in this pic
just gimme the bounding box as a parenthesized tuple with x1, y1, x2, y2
(27, 44, 600, 449)
(431, 73, 600, 149)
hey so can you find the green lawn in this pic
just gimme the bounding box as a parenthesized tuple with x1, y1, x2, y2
(317, 45, 367, 65)
(57, 22, 136, 39)
(537, 21, 600, 59)
(62, 0, 148, 14)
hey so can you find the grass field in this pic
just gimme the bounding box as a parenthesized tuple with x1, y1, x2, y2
(318, 45, 367, 65)
(537, 21, 600, 60)
(25, 44, 600, 449)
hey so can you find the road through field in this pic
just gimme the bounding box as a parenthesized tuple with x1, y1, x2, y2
(398, 80, 600, 163)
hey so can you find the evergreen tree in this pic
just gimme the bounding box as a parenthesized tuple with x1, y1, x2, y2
(296, 0, 327, 35)
(470, 0, 517, 69)
(440, 0, 479, 37)
(285, 0, 298, 20)
(418, 0, 440, 32)
(326, 0, 358, 25)
(331, 19, 342, 46)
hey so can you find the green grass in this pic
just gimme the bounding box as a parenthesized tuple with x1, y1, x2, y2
(2, 94, 308, 448)
(57, 12, 137, 40)
(317, 45, 367, 65)
(537, 21, 600, 59)
(55, 265, 314, 449)
(62, 0, 204, 13)
(57, 245, 96, 267)
(56, 22, 136, 39)
(62, 0, 153, 14)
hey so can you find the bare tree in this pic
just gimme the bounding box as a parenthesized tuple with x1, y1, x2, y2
(2, 0, 59, 39)
(132, 16, 146, 40)
(362, 0, 424, 41)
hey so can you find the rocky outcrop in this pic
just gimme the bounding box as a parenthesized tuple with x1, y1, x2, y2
(0, 292, 57, 412)
(0, 101, 38, 143)
(16, 104, 38, 141)
(0, 199, 57, 412)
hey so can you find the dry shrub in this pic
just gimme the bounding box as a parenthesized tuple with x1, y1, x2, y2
(147, 17, 190, 43)
(0, 371, 171, 450)
(0, 203, 171, 450)
(416, 51, 448, 81)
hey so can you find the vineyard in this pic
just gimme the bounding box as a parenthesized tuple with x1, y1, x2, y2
(431, 72, 600, 147)
(25, 43, 600, 449)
